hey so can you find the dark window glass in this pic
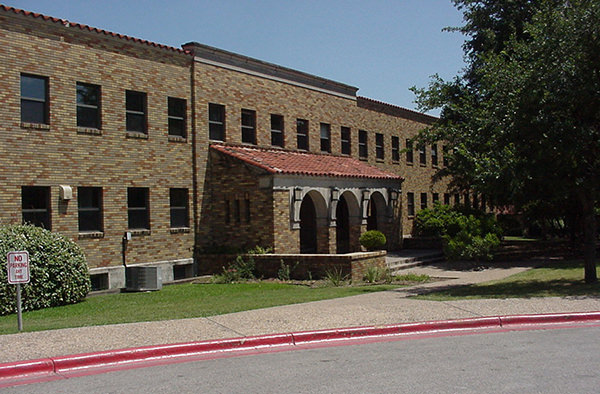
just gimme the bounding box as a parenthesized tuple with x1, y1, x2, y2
(376, 133, 384, 160)
(433, 193, 439, 204)
(407, 192, 415, 217)
(406, 139, 414, 163)
(126, 90, 147, 133)
(320, 123, 331, 153)
(454, 194, 461, 205)
(21, 74, 48, 124)
(241, 109, 256, 144)
(209, 103, 225, 141)
(443, 145, 449, 167)
(444, 193, 451, 205)
(341, 127, 351, 155)
(77, 82, 100, 129)
(245, 199, 251, 223)
(168, 97, 186, 137)
(224, 200, 230, 224)
(78, 187, 103, 232)
(359, 130, 368, 158)
(392, 136, 400, 162)
(170, 188, 189, 228)
(297, 119, 309, 150)
(234, 199, 241, 223)
(420, 193, 428, 210)
(127, 187, 150, 229)
(419, 144, 426, 165)
(22, 186, 51, 229)
(271, 114, 284, 147)
(432, 144, 438, 166)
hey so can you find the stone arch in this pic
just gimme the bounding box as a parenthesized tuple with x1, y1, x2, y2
(336, 191, 360, 253)
(367, 191, 387, 231)
(300, 190, 328, 254)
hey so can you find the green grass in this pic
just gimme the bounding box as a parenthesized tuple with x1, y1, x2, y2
(394, 273, 430, 283)
(416, 260, 600, 300)
(0, 282, 399, 335)
(502, 236, 540, 242)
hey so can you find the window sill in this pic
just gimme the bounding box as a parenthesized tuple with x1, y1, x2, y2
(129, 229, 151, 236)
(420, 164, 427, 167)
(432, 165, 439, 169)
(392, 160, 400, 164)
(21, 122, 50, 130)
(78, 231, 104, 239)
(406, 162, 414, 166)
(359, 157, 368, 162)
(77, 127, 102, 136)
(126, 131, 149, 139)
(168, 135, 187, 143)
(376, 159, 385, 163)
(407, 215, 415, 220)
(170, 227, 191, 234)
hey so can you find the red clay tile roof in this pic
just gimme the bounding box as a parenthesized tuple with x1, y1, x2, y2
(0, 5, 190, 55)
(211, 144, 404, 180)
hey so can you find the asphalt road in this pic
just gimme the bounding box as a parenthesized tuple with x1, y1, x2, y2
(5, 325, 600, 394)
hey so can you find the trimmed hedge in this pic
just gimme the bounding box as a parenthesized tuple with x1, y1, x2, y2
(360, 230, 387, 251)
(0, 224, 91, 315)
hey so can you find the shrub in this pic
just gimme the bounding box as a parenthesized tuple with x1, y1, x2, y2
(213, 254, 257, 283)
(363, 265, 390, 283)
(443, 231, 500, 261)
(359, 230, 387, 251)
(324, 266, 347, 286)
(0, 224, 91, 315)
(277, 260, 299, 281)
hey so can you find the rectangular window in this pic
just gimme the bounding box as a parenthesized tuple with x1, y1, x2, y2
(407, 192, 415, 217)
(375, 133, 384, 160)
(320, 123, 331, 153)
(78, 187, 103, 232)
(431, 144, 438, 166)
(168, 97, 186, 138)
(341, 127, 351, 155)
(420, 193, 428, 210)
(245, 199, 251, 223)
(406, 139, 414, 164)
(22, 186, 51, 229)
(271, 114, 284, 147)
(234, 199, 241, 223)
(241, 109, 256, 144)
(297, 118, 309, 150)
(209, 103, 225, 141)
(419, 144, 427, 165)
(21, 74, 49, 124)
(454, 194, 460, 206)
(170, 188, 189, 228)
(443, 145, 449, 167)
(126, 90, 147, 133)
(76, 82, 100, 129)
(444, 193, 451, 205)
(127, 187, 150, 230)
(433, 193, 439, 204)
(391, 136, 400, 162)
(224, 200, 230, 224)
(359, 130, 368, 158)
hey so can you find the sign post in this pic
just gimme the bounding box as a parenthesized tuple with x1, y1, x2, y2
(7, 251, 30, 331)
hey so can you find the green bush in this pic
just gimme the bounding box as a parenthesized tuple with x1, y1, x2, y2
(0, 224, 91, 315)
(359, 230, 387, 251)
(443, 231, 500, 261)
(213, 254, 257, 283)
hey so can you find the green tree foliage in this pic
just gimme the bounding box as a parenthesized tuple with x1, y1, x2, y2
(0, 224, 91, 315)
(412, 0, 599, 282)
(359, 230, 387, 251)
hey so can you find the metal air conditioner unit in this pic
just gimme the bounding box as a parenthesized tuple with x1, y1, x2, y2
(125, 266, 162, 291)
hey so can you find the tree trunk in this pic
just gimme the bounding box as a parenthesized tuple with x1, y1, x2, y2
(580, 192, 597, 284)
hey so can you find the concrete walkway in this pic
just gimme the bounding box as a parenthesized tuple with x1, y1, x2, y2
(2, 260, 600, 364)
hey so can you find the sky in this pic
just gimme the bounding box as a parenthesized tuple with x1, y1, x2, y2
(4, 0, 467, 115)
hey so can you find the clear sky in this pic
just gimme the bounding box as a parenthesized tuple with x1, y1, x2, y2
(4, 0, 467, 115)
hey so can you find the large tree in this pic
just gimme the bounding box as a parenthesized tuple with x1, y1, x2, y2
(413, 0, 599, 282)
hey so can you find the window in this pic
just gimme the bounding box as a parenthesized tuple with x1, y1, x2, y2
(443, 145, 449, 167)
(126, 90, 147, 133)
(209, 103, 225, 141)
(433, 193, 439, 204)
(224, 200, 230, 224)
(420, 193, 428, 210)
(359, 130, 368, 158)
(341, 127, 351, 155)
(78, 187, 103, 232)
(241, 109, 256, 144)
(454, 194, 460, 205)
(271, 114, 284, 147)
(170, 188, 189, 228)
(245, 199, 251, 223)
(234, 199, 241, 223)
(297, 119, 309, 150)
(432, 144, 438, 166)
(419, 144, 426, 165)
(391, 136, 400, 162)
(406, 139, 414, 164)
(375, 133, 384, 160)
(444, 193, 451, 205)
(320, 123, 331, 153)
(407, 192, 415, 217)
(168, 97, 186, 138)
(21, 74, 48, 124)
(77, 82, 100, 129)
(127, 187, 150, 230)
(22, 186, 51, 229)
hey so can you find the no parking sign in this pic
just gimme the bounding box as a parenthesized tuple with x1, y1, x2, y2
(7, 251, 30, 284)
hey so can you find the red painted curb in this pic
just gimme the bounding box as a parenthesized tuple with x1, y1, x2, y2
(1, 311, 599, 386)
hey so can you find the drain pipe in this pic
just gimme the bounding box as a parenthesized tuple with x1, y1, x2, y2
(122, 231, 131, 268)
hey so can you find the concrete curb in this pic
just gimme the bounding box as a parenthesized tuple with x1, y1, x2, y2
(2, 311, 599, 386)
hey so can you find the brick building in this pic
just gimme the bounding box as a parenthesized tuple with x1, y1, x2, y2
(0, 6, 451, 289)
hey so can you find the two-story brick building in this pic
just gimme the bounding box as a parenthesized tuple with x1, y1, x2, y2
(0, 5, 452, 289)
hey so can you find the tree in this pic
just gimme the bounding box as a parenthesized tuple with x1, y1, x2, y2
(413, 0, 599, 282)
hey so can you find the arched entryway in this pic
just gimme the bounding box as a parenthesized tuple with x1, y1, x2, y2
(300, 196, 317, 253)
(336, 195, 350, 253)
(367, 191, 386, 231)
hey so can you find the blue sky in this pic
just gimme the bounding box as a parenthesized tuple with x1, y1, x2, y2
(5, 0, 467, 114)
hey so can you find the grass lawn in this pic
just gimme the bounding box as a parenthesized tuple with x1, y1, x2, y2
(416, 260, 600, 300)
(0, 282, 400, 335)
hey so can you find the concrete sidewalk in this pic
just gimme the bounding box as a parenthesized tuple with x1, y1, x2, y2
(2, 261, 600, 363)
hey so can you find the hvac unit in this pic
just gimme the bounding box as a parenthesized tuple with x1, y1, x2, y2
(125, 266, 162, 291)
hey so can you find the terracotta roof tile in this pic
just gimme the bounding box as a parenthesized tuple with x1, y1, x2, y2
(211, 144, 403, 181)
